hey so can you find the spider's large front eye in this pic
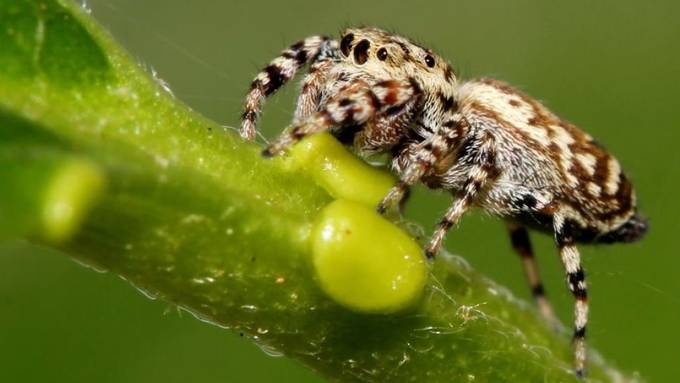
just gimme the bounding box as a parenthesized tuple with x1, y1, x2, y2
(353, 39, 370, 65)
(425, 55, 435, 68)
(377, 47, 388, 61)
(340, 34, 354, 56)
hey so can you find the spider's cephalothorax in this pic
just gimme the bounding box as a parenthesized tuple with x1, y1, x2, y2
(239, 27, 647, 378)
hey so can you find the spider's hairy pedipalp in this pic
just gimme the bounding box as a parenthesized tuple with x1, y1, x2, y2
(263, 79, 419, 156)
(352, 96, 419, 153)
(240, 36, 337, 140)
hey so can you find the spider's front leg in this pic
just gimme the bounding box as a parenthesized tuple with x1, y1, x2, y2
(240, 36, 336, 141)
(293, 60, 335, 123)
(262, 79, 420, 156)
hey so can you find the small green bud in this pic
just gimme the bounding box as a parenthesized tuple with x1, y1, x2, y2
(42, 158, 106, 243)
(311, 199, 427, 313)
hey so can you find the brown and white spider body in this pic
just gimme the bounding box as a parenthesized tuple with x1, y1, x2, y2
(240, 27, 647, 378)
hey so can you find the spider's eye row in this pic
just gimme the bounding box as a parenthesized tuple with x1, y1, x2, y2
(425, 55, 435, 68)
(340, 33, 354, 56)
(377, 47, 388, 61)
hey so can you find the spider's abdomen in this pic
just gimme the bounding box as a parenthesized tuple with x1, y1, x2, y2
(447, 78, 642, 239)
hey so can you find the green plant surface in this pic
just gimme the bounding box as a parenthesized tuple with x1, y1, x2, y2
(0, 0, 648, 382)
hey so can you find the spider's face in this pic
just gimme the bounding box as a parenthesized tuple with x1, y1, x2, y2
(338, 27, 457, 91)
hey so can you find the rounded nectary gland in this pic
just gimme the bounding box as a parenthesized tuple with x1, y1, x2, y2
(285, 132, 395, 207)
(311, 199, 427, 313)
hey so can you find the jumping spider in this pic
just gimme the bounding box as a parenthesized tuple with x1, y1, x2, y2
(240, 27, 647, 378)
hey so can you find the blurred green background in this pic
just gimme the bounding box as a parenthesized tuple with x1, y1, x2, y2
(1, 0, 678, 381)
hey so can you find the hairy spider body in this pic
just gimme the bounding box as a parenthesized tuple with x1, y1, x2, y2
(239, 27, 647, 378)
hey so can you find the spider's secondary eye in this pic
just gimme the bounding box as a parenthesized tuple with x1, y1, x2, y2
(425, 55, 435, 68)
(340, 34, 354, 56)
(377, 47, 388, 61)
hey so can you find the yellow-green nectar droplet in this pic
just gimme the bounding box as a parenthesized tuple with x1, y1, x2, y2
(311, 199, 427, 313)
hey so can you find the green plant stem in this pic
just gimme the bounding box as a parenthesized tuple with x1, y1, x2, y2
(0, 0, 639, 382)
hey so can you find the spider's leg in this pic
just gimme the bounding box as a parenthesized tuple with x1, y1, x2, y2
(293, 60, 335, 123)
(263, 79, 419, 156)
(378, 112, 469, 214)
(240, 36, 337, 141)
(377, 83, 464, 214)
(553, 214, 589, 378)
(423, 130, 497, 258)
(506, 221, 557, 324)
